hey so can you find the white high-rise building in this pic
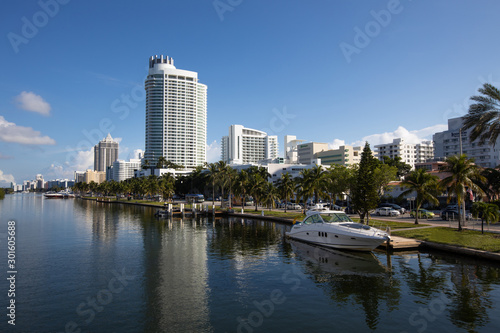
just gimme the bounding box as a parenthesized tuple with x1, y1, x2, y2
(145, 55, 207, 169)
(221, 125, 278, 165)
(94, 133, 119, 172)
(375, 138, 434, 168)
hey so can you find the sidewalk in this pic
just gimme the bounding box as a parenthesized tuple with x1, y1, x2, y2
(369, 213, 500, 234)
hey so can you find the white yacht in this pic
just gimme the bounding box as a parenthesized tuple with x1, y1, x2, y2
(286, 210, 390, 252)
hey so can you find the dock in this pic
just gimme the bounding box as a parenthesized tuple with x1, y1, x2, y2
(378, 235, 422, 251)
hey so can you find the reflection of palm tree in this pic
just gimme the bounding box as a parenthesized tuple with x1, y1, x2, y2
(449, 265, 491, 332)
(277, 173, 294, 213)
(440, 155, 485, 231)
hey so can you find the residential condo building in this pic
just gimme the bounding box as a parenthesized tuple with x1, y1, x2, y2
(433, 116, 500, 168)
(94, 133, 119, 172)
(375, 138, 434, 168)
(144, 55, 207, 169)
(221, 125, 278, 165)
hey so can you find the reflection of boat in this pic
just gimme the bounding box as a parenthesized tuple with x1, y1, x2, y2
(44, 190, 75, 198)
(289, 239, 386, 276)
(286, 210, 390, 251)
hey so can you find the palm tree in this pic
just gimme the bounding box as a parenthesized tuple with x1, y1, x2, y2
(159, 173, 175, 201)
(276, 172, 295, 213)
(471, 202, 500, 234)
(156, 156, 167, 169)
(261, 182, 279, 210)
(463, 83, 500, 146)
(398, 168, 440, 224)
(300, 165, 326, 205)
(206, 162, 220, 206)
(234, 169, 251, 211)
(247, 166, 270, 211)
(440, 154, 485, 231)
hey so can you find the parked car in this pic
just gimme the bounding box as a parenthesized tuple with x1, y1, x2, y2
(375, 207, 401, 216)
(410, 209, 435, 219)
(287, 202, 302, 210)
(379, 203, 406, 214)
(441, 208, 471, 220)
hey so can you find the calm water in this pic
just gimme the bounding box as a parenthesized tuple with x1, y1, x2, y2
(1, 194, 500, 333)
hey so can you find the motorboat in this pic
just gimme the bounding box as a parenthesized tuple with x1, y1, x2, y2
(286, 210, 390, 252)
(44, 190, 75, 199)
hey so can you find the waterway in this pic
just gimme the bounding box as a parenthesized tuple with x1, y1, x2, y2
(1, 193, 500, 332)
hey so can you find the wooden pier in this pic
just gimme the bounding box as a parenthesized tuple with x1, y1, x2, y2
(378, 235, 422, 251)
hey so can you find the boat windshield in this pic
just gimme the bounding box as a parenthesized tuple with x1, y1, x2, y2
(321, 213, 353, 223)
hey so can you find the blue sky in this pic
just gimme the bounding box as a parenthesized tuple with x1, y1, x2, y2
(1, 0, 500, 185)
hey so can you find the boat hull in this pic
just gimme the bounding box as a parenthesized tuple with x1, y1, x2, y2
(286, 226, 388, 252)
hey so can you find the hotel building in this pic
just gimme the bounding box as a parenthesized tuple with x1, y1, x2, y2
(221, 125, 278, 165)
(94, 134, 119, 172)
(144, 55, 207, 169)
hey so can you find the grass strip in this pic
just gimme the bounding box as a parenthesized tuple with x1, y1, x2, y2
(392, 227, 500, 252)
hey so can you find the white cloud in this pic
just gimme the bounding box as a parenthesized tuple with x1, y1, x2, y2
(14, 91, 51, 116)
(328, 139, 346, 150)
(41, 149, 94, 180)
(128, 149, 144, 160)
(206, 140, 221, 163)
(349, 124, 448, 147)
(0, 116, 56, 145)
(0, 170, 15, 185)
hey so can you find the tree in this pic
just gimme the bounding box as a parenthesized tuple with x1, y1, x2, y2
(471, 202, 499, 234)
(261, 182, 279, 211)
(276, 172, 295, 213)
(233, 169, 251, 211)
(351, 143, 379, 224)
(324, 164, 355, 207)
(440, 154, 485, 231)
(381, 156, 412, 178)
(462, 83, 500, 146)
(206, 162, 220, 206)
(398, 168, 440, 224)
(159, 173, 175, 201)
(373, 164, 398, 196)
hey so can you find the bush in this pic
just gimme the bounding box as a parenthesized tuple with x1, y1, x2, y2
(0, 188, 5, 200)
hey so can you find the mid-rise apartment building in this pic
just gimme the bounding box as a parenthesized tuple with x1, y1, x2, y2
(221, 125, 278, 165)
(433, 116, 500, 168)
(375, 138, 434, 168)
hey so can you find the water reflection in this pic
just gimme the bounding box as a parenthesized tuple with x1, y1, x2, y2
(289, 239, 400, 330)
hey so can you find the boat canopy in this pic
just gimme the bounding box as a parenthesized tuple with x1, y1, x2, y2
(303, 212, 353, 224)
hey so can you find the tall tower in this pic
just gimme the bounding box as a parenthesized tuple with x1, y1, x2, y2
(94, 133, 119, 172)
(145, 55, 207, 169)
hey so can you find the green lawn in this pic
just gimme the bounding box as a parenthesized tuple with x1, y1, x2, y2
(393, 227, 500, 252)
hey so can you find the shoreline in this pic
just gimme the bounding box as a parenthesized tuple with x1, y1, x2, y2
(78, 197, 500, 262)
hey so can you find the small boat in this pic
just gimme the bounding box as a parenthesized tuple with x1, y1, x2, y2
(44, 190, 75, 199)
(286, 210, 390, 252)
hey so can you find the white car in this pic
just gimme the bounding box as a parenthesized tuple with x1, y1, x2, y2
(375, 207, 400, 216)
(287, 203, 302, 210)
